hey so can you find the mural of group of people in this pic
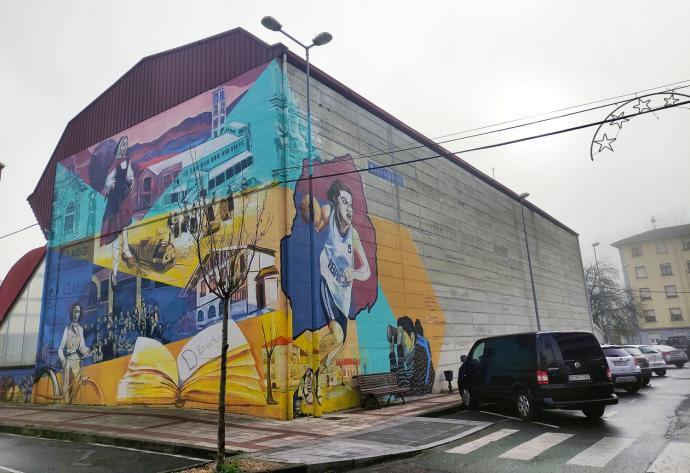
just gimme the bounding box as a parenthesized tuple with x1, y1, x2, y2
(25, 58, 446, 418)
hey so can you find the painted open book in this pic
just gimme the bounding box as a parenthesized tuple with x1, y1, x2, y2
(116, 320, 264, 406)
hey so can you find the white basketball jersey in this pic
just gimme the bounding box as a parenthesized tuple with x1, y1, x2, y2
(320, 208, 354, 316)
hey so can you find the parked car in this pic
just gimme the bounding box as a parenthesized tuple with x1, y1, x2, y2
(653, 345, 688, 368)
(602, 345, 643, 392)
(457, 331, 617, 420)
(635, 345, 667, 376)
(622, 346, 652, 385)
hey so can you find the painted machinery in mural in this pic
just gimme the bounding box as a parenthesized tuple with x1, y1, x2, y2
(130, 236, 176, 272)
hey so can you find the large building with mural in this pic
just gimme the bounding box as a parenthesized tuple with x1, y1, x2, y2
(15, 28, 592, 419)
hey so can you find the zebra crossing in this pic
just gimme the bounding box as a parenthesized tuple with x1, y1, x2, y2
(445, 427, 690, 471)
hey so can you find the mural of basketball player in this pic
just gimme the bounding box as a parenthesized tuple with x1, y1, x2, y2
(387, 316, 435, 395)
(301, 180, 371, 379)
(57, 303, 92, 402)
(100, 136, 134, 288)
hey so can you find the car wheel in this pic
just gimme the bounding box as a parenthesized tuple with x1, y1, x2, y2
(460, 386, 478, 410)
(674, 363, 685, 369)
(624, 383, 641, 393)
(642, 376, 651, 385)
(654, 369, 666, 377)
(514, 389, 536, 421)
(582, 405, 605, 419)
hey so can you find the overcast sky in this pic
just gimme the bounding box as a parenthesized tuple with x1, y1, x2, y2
(1, 0, 689, 281)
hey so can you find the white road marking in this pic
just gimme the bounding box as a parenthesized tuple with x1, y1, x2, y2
(566, 437, 634, 467)
(479, 411, 521, 421)
(499, 432, 573, 460)
(647, 442, 690, 473)
(0, 465, 26, 473)
(531, 421, 560, 429)
(446, 429, 519, 454)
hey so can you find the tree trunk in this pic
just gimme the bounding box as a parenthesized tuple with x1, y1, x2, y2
(265, 350, 277, 405)
(216, 298, 229, 471)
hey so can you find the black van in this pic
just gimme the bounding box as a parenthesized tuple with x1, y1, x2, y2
(458, 331, 617, 420)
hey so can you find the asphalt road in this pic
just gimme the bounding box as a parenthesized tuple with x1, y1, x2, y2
(0, 434, 207, 473)
(353, 367, 690, 473)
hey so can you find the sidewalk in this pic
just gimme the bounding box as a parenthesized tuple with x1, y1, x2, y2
(0, 393, 491, 472)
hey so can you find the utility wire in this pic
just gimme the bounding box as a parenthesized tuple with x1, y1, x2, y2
(280, 99, 690, 186)
(0, 223, 39, 240)
(274, 80, 690, 174)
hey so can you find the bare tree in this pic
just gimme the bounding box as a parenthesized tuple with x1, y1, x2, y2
(183, 172, 272, 471)
(261, 322, 279, 405)
(584, 259, 645, 343)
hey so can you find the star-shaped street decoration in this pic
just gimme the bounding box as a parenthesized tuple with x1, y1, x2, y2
(609, 111, 629, 130)
(664, 93, 679, 107)
(594, 133, 616, 152)
(633, 98, 651, 113)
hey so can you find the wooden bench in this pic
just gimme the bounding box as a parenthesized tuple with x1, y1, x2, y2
(354, 373, 410, 408)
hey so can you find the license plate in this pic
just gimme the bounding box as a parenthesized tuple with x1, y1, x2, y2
(568, 374, 591, 382)
(614, 361, 627, 366)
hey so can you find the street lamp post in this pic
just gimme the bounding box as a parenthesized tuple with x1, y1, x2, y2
(518, 193, 541, 331)
(262, 16, 332, 418)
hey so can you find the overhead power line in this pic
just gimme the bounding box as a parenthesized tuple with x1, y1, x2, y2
(279, 98, 690, 185)
(274, 81, 690, 174)
(0, 223, 39, 240)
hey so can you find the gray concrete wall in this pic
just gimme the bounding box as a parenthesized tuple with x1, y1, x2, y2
(287, 64, 592, 392)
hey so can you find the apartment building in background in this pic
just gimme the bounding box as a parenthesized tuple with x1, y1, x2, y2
(612, 224, 690, 344)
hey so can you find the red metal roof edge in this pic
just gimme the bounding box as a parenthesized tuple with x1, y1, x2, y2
(0, 246, 46, 324)
(284, 51, 577, 236)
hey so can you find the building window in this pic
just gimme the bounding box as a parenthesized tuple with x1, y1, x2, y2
(639, 288, 652, 299)
(670, 308, 683, 321)
(100, 279, 109, 302)
(64, 201, 76, 235)
(200, 281, 207, 297)
(656, 241, 668, 254)
(660, 263, 673, 276)
(683, 240, 690, 251)
(687, 261, 690, 273)
(197, 310, 204, 322)
(635, 266, 648, 279)
(632, 246, 643, 257)
(141, 177, 152, 207)
(644, 310, 657, 323)
(88, 282, 98, 308)
(665, 285, 678, 298)
(208, 305, 216, 319)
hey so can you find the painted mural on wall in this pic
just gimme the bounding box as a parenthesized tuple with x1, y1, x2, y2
(33, 56, 447, 419)
(0, 368, 33, 403)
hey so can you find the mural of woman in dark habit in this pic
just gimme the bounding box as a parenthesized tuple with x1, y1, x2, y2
(388, 316, 435, 395)
(100, 136, 135, 288)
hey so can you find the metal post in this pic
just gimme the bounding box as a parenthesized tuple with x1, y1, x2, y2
(520, 199, 541, 330)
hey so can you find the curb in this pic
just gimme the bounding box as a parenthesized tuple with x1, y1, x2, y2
(0, 423, 216, 460)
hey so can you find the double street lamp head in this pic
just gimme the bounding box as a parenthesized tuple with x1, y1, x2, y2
(261, 16, 333, 48)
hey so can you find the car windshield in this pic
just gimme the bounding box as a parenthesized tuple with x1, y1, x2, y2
(539, 333, 601, 362)
(603, 347, 630, 357)
(639, 346, 659, 354)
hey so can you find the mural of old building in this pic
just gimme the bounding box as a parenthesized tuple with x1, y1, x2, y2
(14, 28, 593, 419)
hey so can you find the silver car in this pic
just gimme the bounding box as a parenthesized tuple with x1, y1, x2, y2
(636, 345, 667, 376)
(602, 345, 643, 393)
(653, 345, 688, 368)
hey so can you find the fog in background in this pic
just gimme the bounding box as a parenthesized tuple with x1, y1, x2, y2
(1, 0, 689, 281)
